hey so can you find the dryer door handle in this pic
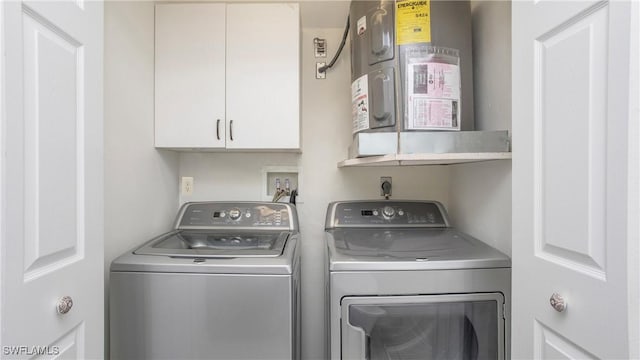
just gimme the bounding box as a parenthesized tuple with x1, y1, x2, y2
(341, 320, 367, 358)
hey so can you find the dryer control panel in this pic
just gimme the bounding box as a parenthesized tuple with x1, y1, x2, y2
(326, 201, 449, 228)
(176, 202, 297, 230)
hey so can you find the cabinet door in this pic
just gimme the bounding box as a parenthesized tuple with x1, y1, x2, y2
(155, 3, 226, 148)
(226, 4, 300, 150)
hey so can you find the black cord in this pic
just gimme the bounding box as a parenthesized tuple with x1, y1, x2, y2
(289, 189, 298, 205)
(319, 16, 350, 73)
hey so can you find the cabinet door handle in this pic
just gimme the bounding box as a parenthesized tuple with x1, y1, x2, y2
(229, 120, 234, 141)
(216, 119, 221, 140)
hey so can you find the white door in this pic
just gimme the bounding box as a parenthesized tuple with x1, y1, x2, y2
(225, 3, 300, 150)
(154, 3, 226, 149)
(2, 1, 103, 358)
(512, 1, 638, 358)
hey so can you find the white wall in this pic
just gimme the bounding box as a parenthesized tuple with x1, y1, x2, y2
(448, 0, 512, 256)
(103, 0, 180, 353)
(178, 27, 451, 359)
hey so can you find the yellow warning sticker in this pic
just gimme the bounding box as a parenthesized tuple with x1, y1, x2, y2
(396, 0, 431, 45)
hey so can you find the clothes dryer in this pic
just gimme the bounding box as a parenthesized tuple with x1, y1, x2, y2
(325, 200, 510, 359)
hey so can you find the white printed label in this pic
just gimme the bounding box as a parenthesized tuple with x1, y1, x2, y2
(407, 61, 460, 129)
(357, 16, 367, 35)
(409, 98, 457, 129)
(352, 74, 370, 133)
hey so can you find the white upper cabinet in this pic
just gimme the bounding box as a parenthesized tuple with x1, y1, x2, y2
(226, 4, 300, 150)
(155, 3, 226, 148)
(154, 3, 300, 150)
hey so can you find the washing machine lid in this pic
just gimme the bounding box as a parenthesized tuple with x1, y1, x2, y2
(134, 230, 290, 258)
(326, 228, 511, 271)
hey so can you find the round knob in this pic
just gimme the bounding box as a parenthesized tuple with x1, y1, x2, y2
(382, 206, 396, 218)
(549, 293, 567, 312)
(228, 209, 241, 220)
(56, 296, 73, 314)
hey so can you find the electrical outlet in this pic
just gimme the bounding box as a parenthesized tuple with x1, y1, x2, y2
(316, 62, 326, 79)
(380, 176, 392, 197)
(182, 177, 194, 196)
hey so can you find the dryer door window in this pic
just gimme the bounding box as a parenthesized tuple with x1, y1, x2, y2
(341, 293, 505, 360)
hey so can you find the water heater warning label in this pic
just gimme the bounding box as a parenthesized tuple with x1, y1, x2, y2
(352, 74, 370, 133)
(396, 0, 431, 45)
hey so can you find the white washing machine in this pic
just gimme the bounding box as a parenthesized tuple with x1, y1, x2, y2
(110, 202, 301, 360)
(325, 200, 511, 359)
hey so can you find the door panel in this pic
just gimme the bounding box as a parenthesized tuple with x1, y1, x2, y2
(534, 321, 597, 359)
(534, 3, 608, 279)
(2, 1, 103, 358)
(512, 1, 634, 358)
(43, 323, 85, 359)
(22, 8, 84, 280)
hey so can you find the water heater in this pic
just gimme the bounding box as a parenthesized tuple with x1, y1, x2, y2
(350, 0, 474, 134)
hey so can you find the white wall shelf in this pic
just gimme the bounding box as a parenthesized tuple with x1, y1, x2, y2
(338, 152, 512, 167)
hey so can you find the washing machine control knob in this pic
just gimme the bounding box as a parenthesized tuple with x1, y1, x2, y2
(382, 206, 396, 218)
(228, 208, 242, 220)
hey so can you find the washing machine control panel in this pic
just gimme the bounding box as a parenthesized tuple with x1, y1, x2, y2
(329, 201, 448, 227)
(177, 202, 296, 230)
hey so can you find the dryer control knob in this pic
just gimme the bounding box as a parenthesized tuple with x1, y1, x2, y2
(382, 206, 396, 218)
(229, 209, 241, 220)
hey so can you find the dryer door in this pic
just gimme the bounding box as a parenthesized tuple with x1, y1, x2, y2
(341, 293, 505, 360)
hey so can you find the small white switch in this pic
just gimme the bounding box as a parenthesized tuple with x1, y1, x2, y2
(182, 177, 194, 196)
